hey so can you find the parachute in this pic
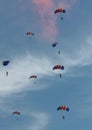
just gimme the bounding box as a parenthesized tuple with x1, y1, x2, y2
(2, 60, 10, 66)
(57, 106, 69, 111)
(54, 8, 66, 20)
(51, 41, 58, 47)
(29, 75, 37, 79)
(2, 60, 10, 76)
(53, 65, 64, 70)
(57, 106, 69, 119)
(27, 32, 34, 36)
(12, 111, 20, 115)
(29, 75, 37, 85)
(53, 65, 64, 78)
(51, 42, 61, 55)
(12, 111, 20, 120)
(54, 8, 66, 14)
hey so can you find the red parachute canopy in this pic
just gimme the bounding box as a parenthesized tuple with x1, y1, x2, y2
(29, 75, 37, 79)
(26, 32, 34, 35)
(53, 65, 64, 70)
(12, 111, 20, 115)
(54, 8, 66, 14)
(57, 106, 69, 111)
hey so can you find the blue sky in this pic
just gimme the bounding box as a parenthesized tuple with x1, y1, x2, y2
(0, 0, 92, 130)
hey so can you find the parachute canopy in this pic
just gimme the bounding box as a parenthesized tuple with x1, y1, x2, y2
(54, 8, 66, 14)
(27, 32, 34, 36)
(52, 41, 57, 47)
(2, 60, 10, 66)
(57, 106, 69, 111)
(29, 75, 37, 79)
(53, 65, 64, 70)
(12, 111, 20, 115)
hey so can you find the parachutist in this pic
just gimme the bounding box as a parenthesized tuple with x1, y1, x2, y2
(62, 115, 65, 119)
(6, 71, 8, 76)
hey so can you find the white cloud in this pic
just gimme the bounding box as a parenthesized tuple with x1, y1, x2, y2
(62, 35, 92, 69)
(0, 35, 92, 96)
(0, 53, 53, 96)
(29, 112, 49, 130)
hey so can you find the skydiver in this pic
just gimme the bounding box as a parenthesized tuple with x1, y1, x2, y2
(61, 17, 63, 20)
(58, 50, 60, 54)
(62, 115, 65, 119)
(6, 71, 8, 76)
(59, 74, 62, 78)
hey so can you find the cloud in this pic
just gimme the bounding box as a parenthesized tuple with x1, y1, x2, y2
(32, 0, 58, 40)
(0, 53, 54, 96)
(0, 99, 49, 130)
(62, 35, 92, 71)
(31, 0, 77, 40)
(0, 33, 92, 96)
(29, 112, 49, 130)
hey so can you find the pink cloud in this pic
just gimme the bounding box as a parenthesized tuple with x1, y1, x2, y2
(32, 0, 58, 40)
(32, 0, 54, 17)
(31, 0, 77, 40)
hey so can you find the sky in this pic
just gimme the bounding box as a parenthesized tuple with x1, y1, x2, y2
(0, 0, 92, 130)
